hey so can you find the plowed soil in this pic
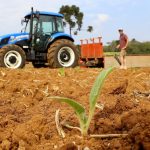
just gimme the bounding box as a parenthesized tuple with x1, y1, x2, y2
(0, 67, 150, 150)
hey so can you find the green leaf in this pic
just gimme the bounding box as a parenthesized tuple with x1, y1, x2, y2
(89, 67, 114, 110)
(48, 67, 114, 136)
(85, 67, 114, 133)
(48, 96, 87, 125)
(58, 68, 65, 77)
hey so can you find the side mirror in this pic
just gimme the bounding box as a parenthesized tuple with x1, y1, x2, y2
(21, 18, 25, 26)
(21, 18, 28, 25)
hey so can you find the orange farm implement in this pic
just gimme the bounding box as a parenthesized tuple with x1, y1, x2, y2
(79, 37, 104, 68)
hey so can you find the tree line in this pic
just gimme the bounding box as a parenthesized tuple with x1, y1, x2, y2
(104, 39, 150, 54)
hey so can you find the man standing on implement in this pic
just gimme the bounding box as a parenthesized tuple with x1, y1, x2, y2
(116, 29, 128, 69)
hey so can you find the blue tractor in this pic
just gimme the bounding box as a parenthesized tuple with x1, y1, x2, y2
(0, 8, 79, 68)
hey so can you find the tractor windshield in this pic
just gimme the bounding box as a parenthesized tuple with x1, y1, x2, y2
(24, 15, 64, 35)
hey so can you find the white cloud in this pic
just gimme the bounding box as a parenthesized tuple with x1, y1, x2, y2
(98, 14, 109, 23)
(90, 13, 110, 32)
(104, 0, 132, 6)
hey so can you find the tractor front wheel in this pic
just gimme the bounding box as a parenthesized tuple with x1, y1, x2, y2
(47, 39, 79, 68)
(0, 45, 26, 69)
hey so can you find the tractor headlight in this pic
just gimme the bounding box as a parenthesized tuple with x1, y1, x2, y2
(9, 36, 16, 42)
(0, 37, 10, 45)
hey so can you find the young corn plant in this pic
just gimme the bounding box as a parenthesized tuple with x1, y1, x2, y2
(49, 67, 114, 136)
(58, 68, 66, 77)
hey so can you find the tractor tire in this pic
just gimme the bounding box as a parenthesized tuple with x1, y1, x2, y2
(0, 45, 26, 69)
(47, 39, 79, 68)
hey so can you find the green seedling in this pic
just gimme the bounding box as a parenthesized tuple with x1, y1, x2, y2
(49, 67, 114, 136)
(58, 67, 65, 77)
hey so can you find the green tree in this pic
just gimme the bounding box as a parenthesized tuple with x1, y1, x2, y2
(87, 26, 93, 32)
(104, 38, 150, 54)
(59, 5, 84, 35)
(104, 40, 119, 52)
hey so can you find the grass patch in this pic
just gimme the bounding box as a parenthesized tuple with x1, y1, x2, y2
(104, 52, 119, 56)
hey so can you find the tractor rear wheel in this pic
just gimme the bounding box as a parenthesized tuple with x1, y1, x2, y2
(0, 45, 26, 69)
(47, 39, 79, 68)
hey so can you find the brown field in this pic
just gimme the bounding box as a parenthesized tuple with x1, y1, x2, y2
(0, 67, 150, 150)
(105, 55, 150, 68)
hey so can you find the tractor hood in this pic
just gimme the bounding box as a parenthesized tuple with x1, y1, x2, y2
(0, 33, 29, 48)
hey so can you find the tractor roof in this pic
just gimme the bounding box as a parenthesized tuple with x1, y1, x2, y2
(25, 11, 63, 18)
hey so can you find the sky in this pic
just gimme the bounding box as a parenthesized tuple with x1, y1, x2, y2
(0, 0, 150, 44)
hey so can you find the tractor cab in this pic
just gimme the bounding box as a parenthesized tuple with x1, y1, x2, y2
(23, 11, 64, 34)
(22, 10, 65, 52)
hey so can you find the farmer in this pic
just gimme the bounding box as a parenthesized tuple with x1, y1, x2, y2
(116, 29, 129, 69)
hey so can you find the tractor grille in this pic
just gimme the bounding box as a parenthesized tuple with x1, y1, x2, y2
(0, 37, 10, 45)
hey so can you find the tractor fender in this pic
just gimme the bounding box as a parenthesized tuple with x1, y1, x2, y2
(46, 32, 74, 50)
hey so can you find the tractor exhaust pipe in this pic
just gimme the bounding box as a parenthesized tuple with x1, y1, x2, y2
(29, 7, 34, 43)
(29, 7, 35, 59)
